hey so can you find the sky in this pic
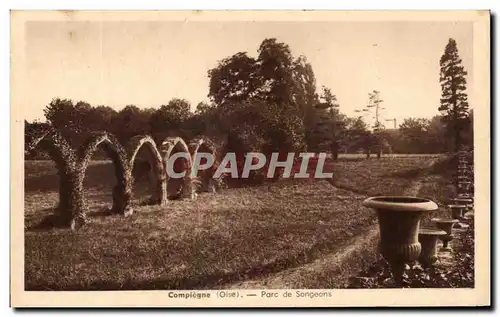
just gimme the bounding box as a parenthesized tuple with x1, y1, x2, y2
(22, 20, 473, 128)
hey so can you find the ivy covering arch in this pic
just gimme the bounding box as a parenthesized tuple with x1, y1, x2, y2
(25, 126, 80, 227)
(126, 134, 167, 205)
(76, 132, 133, 225)
(160, 136, 195, 200)
(188, 137, 220, 193)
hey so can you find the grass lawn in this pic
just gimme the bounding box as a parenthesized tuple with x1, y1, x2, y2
(24, 155, 442, 290)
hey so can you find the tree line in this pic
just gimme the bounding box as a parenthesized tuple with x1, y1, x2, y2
(25, 37, 473, 160)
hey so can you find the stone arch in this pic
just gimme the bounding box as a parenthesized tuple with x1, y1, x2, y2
(160, 137, 194, 200)
(76, 132, 133, 224)
(126, 135, 167, 205)
(188, 137, 219, 193)
(25, 126, 80, 227)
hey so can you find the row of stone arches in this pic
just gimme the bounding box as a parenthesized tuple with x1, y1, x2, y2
(25, 127, 220, 229)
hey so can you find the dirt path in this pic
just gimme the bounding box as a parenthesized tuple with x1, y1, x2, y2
(223, 158, 439, 289)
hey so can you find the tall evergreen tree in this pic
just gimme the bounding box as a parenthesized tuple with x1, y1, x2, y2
(438, 38, 470, 152)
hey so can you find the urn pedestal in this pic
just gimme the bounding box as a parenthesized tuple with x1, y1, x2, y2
(457, 176, 470, 183)
(457, 193, 473, 200)
(452, 197, 474, 212)
(431, 218, 459, 251)
(448, 204, 469, 229)
(452, 196, 474, 204)
(363, 196, 438, 286)
(418, 228, 447, 267)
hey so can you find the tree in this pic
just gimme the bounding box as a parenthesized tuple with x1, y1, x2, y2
(90, 105, 118, 131)
(358, 90, 385, 158)
(310, 86, 341, 158)
(111, 105, 152, 144)
(257, 38, 295, 107)
(207, 38, 316, 153)
(149, 98, 192, 139)
(292, 55, 320, 149)
(439, 38, 470, 152)
(309, 108, 332, 153)
(43, 98, 77, 135)
(260, 103, 306, 154)
(367, 90, 385, 131)
(341, 116, 372, 155)
(195, 101, 216, 116)
(207, 52, 261, 107)
(182, 101, 218, 138)
(43, 98, 97, 147)
(377, 116, 448, 154)
(399, 118, 431, 153)
(292, 56, 319, 114)
(427, 115, 448, 153)
(377, 128, 399, 153)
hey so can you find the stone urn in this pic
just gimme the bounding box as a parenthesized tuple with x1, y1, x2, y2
(464, 210, 475, 220)
(458, 181, 473, 193)
(448, 204, 467, 220)
(418, 228, 447, 267)
(452, 196, 474, 222)
(431, 218, 459, 251)
(363, 196, 438, 285)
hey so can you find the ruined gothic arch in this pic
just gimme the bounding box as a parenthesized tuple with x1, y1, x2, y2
(188, 137, 219, 193)
(160, 136, 194, 200)
(76, 132, 133, 222)
(126, 135, 167, 205)
(25, 127, 80, 227)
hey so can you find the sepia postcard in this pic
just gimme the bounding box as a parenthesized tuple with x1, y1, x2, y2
(11, 10, 490, 308)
